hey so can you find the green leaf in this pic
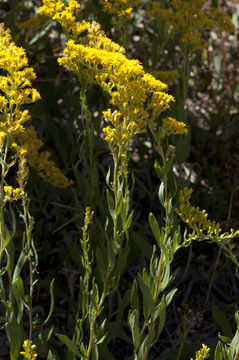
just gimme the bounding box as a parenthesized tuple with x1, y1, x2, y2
(92, 343, 99, 360)
(150, 246, 159, 279)
(12, 250, 28, 285)
(106, 167, 111, 186)
(154, 160, 163, 180)
(47, 350, 57, 360)
(160, 262, 170, 291)
(44, 279, 55, 324)
(6, 312, 26, 360)
(214, 341, 229, 360)
(95, 319, 107, 345)
(79, 342, 88, 356)
(5, 244, 14, 277)
(155, 296, 166, 337)
(89, 283, 100, 317)
(116, 193, 123, 217)
(12, 277, 26, 323)
(158, 181, 165, 206)
(212, 305, 233, 339)
(34, 325, 54, 350)
(138, 328, 156, 359)
(165, 288, 177, 307)
(128, 309, 140, 351)
(172, 227, 181, 252)
(56, 334, 82, 358)
(137, 272, 154, 321)
(131, 279, 139, 311)
(4, 223, 12, 249)
(122, 210, 133, 233)
(149, 213, 161, 244)
(229, 311, 239, 358)
(29, 21, 52, 45)
(218, 333, 231, 344)
(106, 189, 115, 219)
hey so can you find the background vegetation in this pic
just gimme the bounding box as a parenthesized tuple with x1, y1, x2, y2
(0, 0, 239, 359)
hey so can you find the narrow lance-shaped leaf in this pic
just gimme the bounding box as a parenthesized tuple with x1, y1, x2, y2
(137, 272, 154, 321)
(149, 213, 161, 244)
(44, 278, 55, 324)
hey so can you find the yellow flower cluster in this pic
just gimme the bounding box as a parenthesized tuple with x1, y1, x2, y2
(40, 0, 182, 158)
(100, 0, 139, 18)
(39, 0, 80, 32)
(82, 207, 94, 234)
(20, 339, 37, 360)
(4, 186, 25, 201)
(176, 188, 221, 236)
(18, 126, 73, 188)
(149, 0, 234, 52)
(162, 117, 187, 135)
(190, 344, 210, 360)
(0, 23, 72, 188)
(0, 23, 40, 142)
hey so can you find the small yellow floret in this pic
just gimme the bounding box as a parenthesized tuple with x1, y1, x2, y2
(190, 344, 210, 360)
(20, 339, 37, 360)
(4, 185, 25, 201)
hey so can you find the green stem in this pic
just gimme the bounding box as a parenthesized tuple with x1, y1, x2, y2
(86, 272, 110, 360)
(23, 199, 34, 340)
(80, 90, 95, 207)
(29, 254, 33, 341)
(140, 130, 170, 360)
(113, 154, 119, 249)
(0, 138, 10, 269)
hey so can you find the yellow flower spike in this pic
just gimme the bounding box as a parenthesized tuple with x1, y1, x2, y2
(190, 344, 210, 360)
(162, 117, 187, 135)
(0, 23, 72, 188)
(176, 188, 221, 236)
(20, 339, 38, 360)
(42, 0, 177, 160)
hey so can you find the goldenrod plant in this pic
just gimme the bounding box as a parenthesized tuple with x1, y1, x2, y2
(39, 1, 184, 359)
(0, 0, 238, 359)
(37, 1, 239, 359)
(0, 22, 71, 360)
